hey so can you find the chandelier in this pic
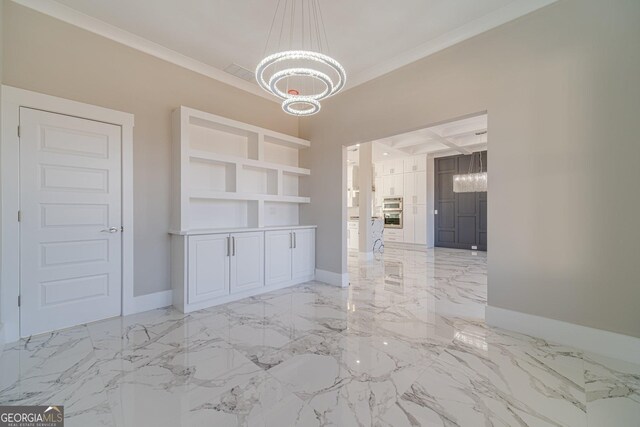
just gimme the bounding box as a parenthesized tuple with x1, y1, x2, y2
(453, 152, 487, 193)
(256, 0, 346, 116)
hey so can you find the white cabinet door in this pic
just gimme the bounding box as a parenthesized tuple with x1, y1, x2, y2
(265, 230, 293, 286)
(383, 159, 403, 175)
(385, 228, 403, 242)
(188, 234, 230, 303)
(404, 173, 416, 205)
(415, 170, 427, 205)
(414, 205, 427, 245)
(393, 174, 404, 197)
(404, 157, 416, 173)
(415, 155, 427, 172)
(230, 232, 264, 294)
(374, 162, 383, 178)
(292, 229, 316, 280)
(382, 175, 394, 196)
(403, 205, 415, 243)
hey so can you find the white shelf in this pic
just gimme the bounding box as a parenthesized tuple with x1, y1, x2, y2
(173, 106, 311, 231)
(189, 189, 310, 204)
(189, 150, 310, 176)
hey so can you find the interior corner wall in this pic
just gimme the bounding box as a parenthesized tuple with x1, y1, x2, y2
(300, 0, 640, 338)
(1, 1, 298, 297)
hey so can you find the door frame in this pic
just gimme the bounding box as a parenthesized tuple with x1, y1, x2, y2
(1, 85, 135, 342)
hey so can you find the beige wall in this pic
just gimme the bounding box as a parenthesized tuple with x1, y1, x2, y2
(300, 0, 640, 337)
(1, 1, 298, 296)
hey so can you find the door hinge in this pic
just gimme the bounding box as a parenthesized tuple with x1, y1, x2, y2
(17, 125, 21, 138)
(18, 210, 22, 222)
(18, 295, 21, 307)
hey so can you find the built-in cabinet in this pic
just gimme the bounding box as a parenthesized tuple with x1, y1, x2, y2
(375, 155, 428, 246)
(265, 228, 315, 285)
(170, 106, 316, 313)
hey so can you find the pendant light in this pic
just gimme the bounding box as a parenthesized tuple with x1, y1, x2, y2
(453, 152, 487, 193)
(256, 0, 346, 116)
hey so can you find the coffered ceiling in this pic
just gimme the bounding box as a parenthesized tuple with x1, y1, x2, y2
(16, 0, 557, 100)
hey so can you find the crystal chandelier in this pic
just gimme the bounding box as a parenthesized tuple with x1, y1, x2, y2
(453, 152, 487, 193)
(256, 0, 346, 116)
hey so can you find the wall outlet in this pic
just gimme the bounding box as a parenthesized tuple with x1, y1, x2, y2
(471, 245, 478, 250)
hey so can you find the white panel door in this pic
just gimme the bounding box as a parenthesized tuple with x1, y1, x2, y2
(20, 108, 122, 336)
(292, 229, 315, 280)
(188, 234, 230, 303)
(414, 205, 428, 245)
(230, 232, 264, 294)
(265, 230, 292, 285)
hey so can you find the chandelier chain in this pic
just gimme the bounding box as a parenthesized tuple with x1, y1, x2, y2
(256, 0, 345, 115)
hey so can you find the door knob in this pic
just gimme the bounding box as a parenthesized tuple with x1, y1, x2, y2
(101, 227, 119, 233)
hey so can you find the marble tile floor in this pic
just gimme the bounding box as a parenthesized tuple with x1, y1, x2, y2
(1, 247, 638, 426)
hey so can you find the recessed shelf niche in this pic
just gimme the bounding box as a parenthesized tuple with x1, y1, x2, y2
(172, 106, 311, 232)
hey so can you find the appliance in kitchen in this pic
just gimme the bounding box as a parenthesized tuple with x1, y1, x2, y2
(382, 197, 403, 229)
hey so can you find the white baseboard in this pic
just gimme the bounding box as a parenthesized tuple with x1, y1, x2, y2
(178, 276, 315, 313)
(127, 290, 173, 315)
(486, 305, 640, 365)
(315, 269, 349, 288)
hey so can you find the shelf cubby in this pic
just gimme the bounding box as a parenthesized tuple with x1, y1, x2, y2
(172, 106, 311, 232)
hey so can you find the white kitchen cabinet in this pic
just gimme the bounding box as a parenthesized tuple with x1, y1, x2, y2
(383, 159, 403, 176)
(382, 174, 404, 196)
(403, 207, 415, 243)
(400, 205, 427, 245)
(415, 170, 427, 205)
(230, 232, 264, 294)
(404, 155, 426, 173)
(404, 172, 416, 204)
(347, 221, 359, 250)
(385, 228, 404, 242)
(414, 205, 427, 245)
(292, 228, 315, 280)
(188, 234, 230, 303)
(265, 228, 316, 287)
(403, 169, 426, 205)
(265, 230, 293, 285)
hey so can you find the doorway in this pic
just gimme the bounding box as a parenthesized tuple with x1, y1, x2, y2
(1, 86, 135, 342)
(434, 151, 488, 251)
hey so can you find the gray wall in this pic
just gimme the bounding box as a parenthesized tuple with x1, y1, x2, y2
(300, 0, 640, 337)
(1, 1, 298, 296)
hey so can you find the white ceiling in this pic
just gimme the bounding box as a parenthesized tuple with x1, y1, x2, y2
(32, 0, 556, 96)
(371, 114, 488, 162)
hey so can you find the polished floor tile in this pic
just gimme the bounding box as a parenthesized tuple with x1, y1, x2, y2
(1, 246, 638, 426)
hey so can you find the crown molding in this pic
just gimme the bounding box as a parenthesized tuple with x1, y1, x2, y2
(11, 0, 279, 103)
(344, 0, 558, 90)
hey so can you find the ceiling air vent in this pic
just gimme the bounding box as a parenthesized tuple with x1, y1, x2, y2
(223, 63, 254, 82)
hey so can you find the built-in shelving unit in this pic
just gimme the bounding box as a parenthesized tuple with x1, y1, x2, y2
(171, 106, 311, 232)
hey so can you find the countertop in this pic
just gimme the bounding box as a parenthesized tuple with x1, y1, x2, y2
(169, 225, 317, 236)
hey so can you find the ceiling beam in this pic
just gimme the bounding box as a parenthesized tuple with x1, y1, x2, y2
(423, 130, 471, 155)
(421, 142, 488, 157)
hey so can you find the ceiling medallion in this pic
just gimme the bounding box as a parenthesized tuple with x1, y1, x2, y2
(256, 0, 346, 116)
